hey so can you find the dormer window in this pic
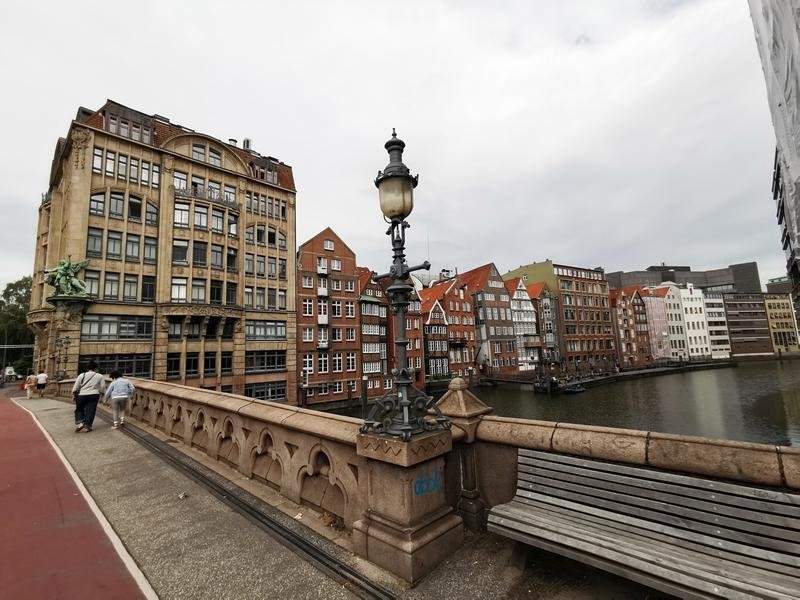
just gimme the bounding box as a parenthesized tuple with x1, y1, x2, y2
(109, 115, 118, 134)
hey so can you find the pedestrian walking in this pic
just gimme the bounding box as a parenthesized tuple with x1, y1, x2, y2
(24, 372, 36, 400)
(104, 370, 135, 429)
(72, 361, 105, 433)
(35, 370, 49, 398)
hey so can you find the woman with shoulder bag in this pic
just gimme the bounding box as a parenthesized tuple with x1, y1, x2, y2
(72, 361, 106, 432)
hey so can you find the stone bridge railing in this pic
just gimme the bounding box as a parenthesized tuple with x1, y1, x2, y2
(55, 378, 370, 527)
(54, 377, 800, 584)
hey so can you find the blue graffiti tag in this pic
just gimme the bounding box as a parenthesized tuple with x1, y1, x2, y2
(414, 470, 443, 496)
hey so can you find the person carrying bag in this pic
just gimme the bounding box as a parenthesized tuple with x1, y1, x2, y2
(72, 361, 105, 432)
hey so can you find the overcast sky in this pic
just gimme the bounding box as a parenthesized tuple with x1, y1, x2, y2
(0, 0, 782, 291)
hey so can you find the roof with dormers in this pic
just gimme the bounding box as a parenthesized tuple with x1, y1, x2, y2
(78, 99, 295, 191)
(455, 263, 497, 294)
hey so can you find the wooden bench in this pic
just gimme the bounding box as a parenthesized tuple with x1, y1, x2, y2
(487, 449, 800, 599)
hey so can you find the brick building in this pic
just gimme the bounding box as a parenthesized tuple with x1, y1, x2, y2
(28, 100, 296, 401)
(458, 264, 517, 375)
(526, 282, 561, 370)
(505, 261, 615, 374)
(380, 280, 425, 389)
(296, 229, 360, 406)
(420, 277, 478, 378)
(764, 293, 800, 354)
(610, 288, 638, 368)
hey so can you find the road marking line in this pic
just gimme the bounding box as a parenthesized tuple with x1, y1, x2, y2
(11, 397, 159, 600)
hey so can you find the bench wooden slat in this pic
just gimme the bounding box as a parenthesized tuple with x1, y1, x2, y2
(513, 490, 800, 568)
(518, 455, 800, 521)
(517, 464, 800, 533)
(502, 497, 800, 582)
(516, 479, 800, 555)
(518, 449, 800, 509)
(489, 509, 789, 600)
(492, 503, 800, 599)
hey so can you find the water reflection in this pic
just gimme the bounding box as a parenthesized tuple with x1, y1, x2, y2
(475, 362, 800, 446)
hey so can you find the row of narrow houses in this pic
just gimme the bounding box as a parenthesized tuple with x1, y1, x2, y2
(27, 101, 800, 409)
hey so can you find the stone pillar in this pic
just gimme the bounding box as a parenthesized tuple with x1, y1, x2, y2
(435, 377, 493, 531)
(353, 428, 463, 584)
(45, 296, 92, 384)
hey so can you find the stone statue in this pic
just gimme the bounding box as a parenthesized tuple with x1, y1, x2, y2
(44, 257, 90, 297)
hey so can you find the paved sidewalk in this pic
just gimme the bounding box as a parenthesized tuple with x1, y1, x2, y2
(0, 389, 150, 599)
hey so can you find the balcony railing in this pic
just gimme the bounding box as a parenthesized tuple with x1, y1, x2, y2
(317, 286, 328, 297)
(174, 186, 238, 210)
(317, 263, 328, 275)
(448, 334, 467, 346)
(317, 339, 329, 350)
(317, 314, 329, 326)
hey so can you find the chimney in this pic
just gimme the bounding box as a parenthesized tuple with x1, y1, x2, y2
(243, 138, 252, 151)
(228, 138, 238, 147)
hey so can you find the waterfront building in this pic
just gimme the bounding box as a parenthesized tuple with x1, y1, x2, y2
(358, 267, 390, 399)
(504, 261, 615, 375)
(421, 298, 450, 382)
(504, 278, 541, 371)
(610, 288, 638, 367)
(458, 263, 517, 375)
(639, 287, 671, 362)
(704, 292, 731, 360)
(419, 277, 477, 378)
(527, 282, 561, 369)
(764, 293, 800, 354)
(28, 100, 296, 400)
(662, 284, 689, 360)
(680, 284, 710, 360)
(607, 262, 761, 293)
(297, 229, 360, 406)
(723, 293, 774, 357)
(748, 2, 800, 302)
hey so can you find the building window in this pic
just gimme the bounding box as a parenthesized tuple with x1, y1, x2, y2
(143, 237, 157, 264)
(191, 279, 206, 303)
(166, 353, 181, 378)
(226, 282, 237, 305)
(105, 151, 115, 176)
(245, 350, 287, 374)
(194, 205, 208, 229)
(193, 241, 207, 266)
(224, 185, 236, 203)
(106, 231, 122, 259)
(152, 165, 160, 188)
(109, 192, 124, 218)
(172, 240, 189, 264)
(84, 270, 100, 296)
(89, 192, 105, 215)
(346, 352, 356, 372)
(345, 301, 355, 318)
(256, 288, 265, 309)
(302, 353, 314, 375)
(87, 228, 103, 257)
(244, 381, 287, 403)
(123, 275, 138, 301)
(174, 203, 190, 228)
(92, 147, 103, 173)
(226, 248, 238, 272)
(331, 259, 342, 271)
(203, 353, 217, 376)
(171, 277, 188, 302)
(141, 162, 150, 185)
(211, 245, 223, 269)
(244, 286, 254, 307)
(117, 154, 127, 179)
(245, 253, 255, 275)
(142, 276, 155, 302)
(324, 239, 335, 251)
(173, 171, 187, 190)
(209, 148, 221, 167)
(228, 213, 237, 236)
(125, 234, 140, 260)
(146, 202, 158, 225)
(245, 320, 286, 340)
(210, 280, 223, 305)
(221, 351, 233, 375)
(185, 353, 199, 376)
(104, 272, 119, 299)
(211, 210, 224, 233)
(128, 195, 142, 221)
(332, 353, 342, 372)
(192, 144, 206, 161)
(79, 354, 151, 378)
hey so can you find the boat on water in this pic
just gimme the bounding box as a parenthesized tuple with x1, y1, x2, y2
(560, 384, 587, 394)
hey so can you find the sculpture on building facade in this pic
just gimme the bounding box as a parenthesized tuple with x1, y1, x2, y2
(44, 257, 90, 297)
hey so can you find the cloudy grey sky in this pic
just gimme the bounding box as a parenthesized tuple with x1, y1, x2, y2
(0, 0, 781, 289)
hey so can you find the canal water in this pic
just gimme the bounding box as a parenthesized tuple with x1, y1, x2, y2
(476, 361, 800, 447)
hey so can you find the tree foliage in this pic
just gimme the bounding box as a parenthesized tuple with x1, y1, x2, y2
(0, 276, 34, 371)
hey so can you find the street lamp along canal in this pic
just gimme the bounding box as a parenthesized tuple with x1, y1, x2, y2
(360, 130, 450, 441)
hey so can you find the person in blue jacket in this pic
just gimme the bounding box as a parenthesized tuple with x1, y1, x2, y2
(104, 370, 136, 429)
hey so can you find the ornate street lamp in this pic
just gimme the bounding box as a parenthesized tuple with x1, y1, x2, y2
(361, 130, 450, 441)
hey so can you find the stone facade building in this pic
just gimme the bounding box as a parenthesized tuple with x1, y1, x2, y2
(723, 293, 774, 357)
(28, 100, 296, 401)
(764, 293, 800, 354)
(505, 261, 614, 374)
(296, 228, 360, 406)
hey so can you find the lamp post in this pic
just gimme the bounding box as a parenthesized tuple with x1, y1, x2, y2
(361, 130, 450, 441)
